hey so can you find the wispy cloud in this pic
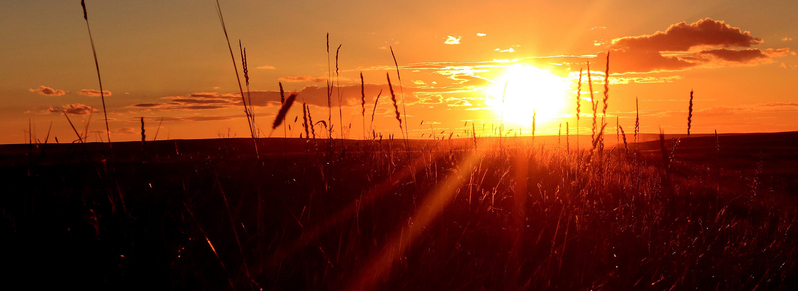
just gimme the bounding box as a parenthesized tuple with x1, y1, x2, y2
(445, 35, 461, 45)
(257, 65, 276, 69)
(699, 48, 791, 63)
(113, 127, 135, 135)
(278, 75, 328, 83)
(29, 86, 66, 96)
(477, 33, 486, 37)
(78, 89, 112, 97)
(610, 75, 684, 84)
(43, 103, 98, 115)
(447, 100, 472, 107)
(130, 82, 457, 113)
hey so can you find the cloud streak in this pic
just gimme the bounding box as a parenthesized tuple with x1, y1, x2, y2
(43, 103, 98, 115)
(29, 86, 66, 96)
(128, 84, 446, 111)
(278, 75, 328, 83)
(78, 89, 112, 97)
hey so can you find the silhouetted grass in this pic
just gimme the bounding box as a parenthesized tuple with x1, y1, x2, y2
(3, 134, 797, 290)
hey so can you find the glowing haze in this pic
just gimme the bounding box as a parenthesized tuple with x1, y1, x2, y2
(2, 0, 797, 144)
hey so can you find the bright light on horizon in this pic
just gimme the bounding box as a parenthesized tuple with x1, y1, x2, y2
(484, 64, 569, 131)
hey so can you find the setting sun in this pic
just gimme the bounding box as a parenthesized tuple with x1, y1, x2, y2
(484, 64, 569, 130)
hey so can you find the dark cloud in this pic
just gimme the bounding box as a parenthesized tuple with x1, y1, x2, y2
(129, 84, 451, 113)
(594, 50, 694, 73)
(700, 48, 791, 63)
(170, 98, 231, 104)
(141, 115, 240, 122)
(695, 103, 798, 117)
(610, 18, 762, 52)
(29, 86, 66, 96)
(760, 102, 798, 108)
(278, 76, 328, 83)
(600, 18, 790, 73)
(131, 92, 240, 111)
(44, 103, 98, 115)
(78, 89, 112, 97)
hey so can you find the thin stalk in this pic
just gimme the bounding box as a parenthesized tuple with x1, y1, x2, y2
(81, 0, 111, 147)
(214, 0, 258, 157)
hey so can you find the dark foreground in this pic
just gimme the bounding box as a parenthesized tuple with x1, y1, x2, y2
(1, 132, 797, 290)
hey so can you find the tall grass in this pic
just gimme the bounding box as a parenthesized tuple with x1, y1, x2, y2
(386, 73, 403, 139)
(213, 0, 258, 158)
(688, 90, 694, 136)
(600, 52, 610, 152)
(335, 44, 343, 140)
(390, 47, 410, 149)
(80, 0, 111, 147)
(360, 72, 366, 140)
(13, 131, 797, 289)
(575, 68, 582, 150)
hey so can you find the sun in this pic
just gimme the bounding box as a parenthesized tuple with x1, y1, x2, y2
(484, 64, 569, 130)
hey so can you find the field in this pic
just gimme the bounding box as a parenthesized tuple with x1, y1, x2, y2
(2, 132, 797, 290)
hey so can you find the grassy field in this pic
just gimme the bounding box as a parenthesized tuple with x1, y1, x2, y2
(1, 132, 797, 290)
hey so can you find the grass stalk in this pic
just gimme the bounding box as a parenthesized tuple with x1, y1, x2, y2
(688, 90, 694, 136)
(214, 0, 258, 157)
(63, 111, 83, 143)
(390, 47, 410, 150)
(80, 0, 111, 147)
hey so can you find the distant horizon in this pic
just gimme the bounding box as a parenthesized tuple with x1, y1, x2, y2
(6, 129, 798, 147)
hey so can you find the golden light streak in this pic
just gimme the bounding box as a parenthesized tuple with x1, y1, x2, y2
(346, 150, 482, 291)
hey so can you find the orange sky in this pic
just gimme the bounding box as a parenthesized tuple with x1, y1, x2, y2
(2, 0, 797, 144)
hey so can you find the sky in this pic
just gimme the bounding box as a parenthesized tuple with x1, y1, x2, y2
(2, 0, 797, 144)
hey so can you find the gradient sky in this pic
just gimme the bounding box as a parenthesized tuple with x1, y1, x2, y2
(2, 0, 797, 144)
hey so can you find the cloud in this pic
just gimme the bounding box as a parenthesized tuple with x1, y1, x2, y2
(29, 86, 66, 96)
(445, 36, 461, 45)
(142, 115, 240, 122)
(495, 48, 515, 53)
(596, 50, 694, 73)
(696, 102, 798, 117)
(257, 65, 276, 69)
(700, 48, 791, 63)
(113, 127, 135, 135)
(783, 37, 793, 41)
(130, 91, 240, 111)
(414, 94, 443, 105)
(130, 83, 439, 111)
(611, 75, 684, 84)
(278, 75, 328, 83)
(44, 103, 98, 115)
(447, 100, 472, 107)
(610, 18, 762, 52)
(477, 33, 486, 37)
(78, 89, 112, 97)
(435, 66, 492, 85)
(599, 18, 790, 73)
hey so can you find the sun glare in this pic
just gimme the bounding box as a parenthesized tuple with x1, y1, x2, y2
(485, 65, 568, 130)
